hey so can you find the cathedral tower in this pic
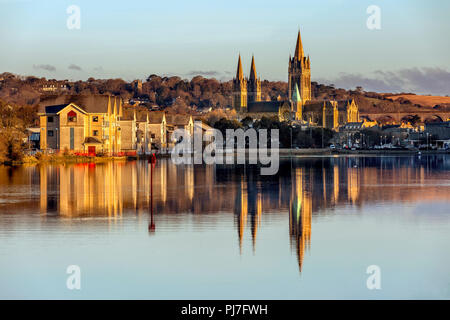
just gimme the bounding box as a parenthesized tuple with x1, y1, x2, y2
(247, 55, 261, 103)
(232, 54, 247, 111)
(288, 30, 311, 102)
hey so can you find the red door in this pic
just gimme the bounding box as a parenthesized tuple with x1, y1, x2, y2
(88, 146, 96, 156)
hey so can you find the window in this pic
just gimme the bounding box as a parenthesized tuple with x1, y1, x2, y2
(48, 116, 54, 123)
(92, 116, 99, 122)
(68, 110, 77, 122)
(93, 130, 99, 136)
(48, 130, 54, 137)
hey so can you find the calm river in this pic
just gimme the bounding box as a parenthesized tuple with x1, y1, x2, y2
(0, 155, 449, 299)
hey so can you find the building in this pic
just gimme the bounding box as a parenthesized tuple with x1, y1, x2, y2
(38, 94, 202, 154)
(288, 31, 311, 102)
(39, 95, 124, 154)
(26, 127, 41, 150)
(425, 121, 450, 148)
(147, 111, 168, 152)
(40, 81, 68, 93)
(232, 30, 360, 129)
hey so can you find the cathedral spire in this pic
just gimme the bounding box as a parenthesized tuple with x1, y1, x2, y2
(250, 55, 257, 80)
(294, 30, 304, 61)
(236, 54, 244, 81)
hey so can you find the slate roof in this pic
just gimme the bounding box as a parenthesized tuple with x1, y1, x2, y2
(148, 111, 166, 124)
(120, 106, 135, 121)
(303, 101, 325, 112)
(247, 101, 282, 113)
(39, 94, 122, 114)
(44, 104, 70, 114)
(166, 114, 191, 126)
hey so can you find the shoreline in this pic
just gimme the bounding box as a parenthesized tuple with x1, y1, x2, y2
(1, 149, 448, 166)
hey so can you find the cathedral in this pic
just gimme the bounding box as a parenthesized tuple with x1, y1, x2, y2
(232, 30, 360, 130)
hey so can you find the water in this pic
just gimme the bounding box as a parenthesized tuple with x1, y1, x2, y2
(0, 156, 449, 299)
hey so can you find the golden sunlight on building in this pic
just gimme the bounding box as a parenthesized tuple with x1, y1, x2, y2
(39, 162, 133, 219)
(347, 167, 360, 204)
(185, 164, 194, 202)
(235, 177, 248, 254)
(333, 164, 340, 204)
(289, 168, 312, 273)
(251, 191, 263, 252)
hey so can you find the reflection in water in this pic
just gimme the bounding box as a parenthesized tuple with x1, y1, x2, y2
(1, 156, 450, 274)
(289, 168, 312, 272)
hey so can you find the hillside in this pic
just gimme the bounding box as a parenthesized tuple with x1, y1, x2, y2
(1, 72, 449, 120)
(384, 94, 450, 108)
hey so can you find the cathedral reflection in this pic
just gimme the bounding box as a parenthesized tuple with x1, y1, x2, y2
(289, 168, 312, 273)
(34, 156, 450, 274)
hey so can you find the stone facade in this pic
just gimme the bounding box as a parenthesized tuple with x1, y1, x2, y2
(39, 95, 123, 154)
(38, 95, 178, 155)
(288, 31, 311, 102)
(232, 29, 359, 130)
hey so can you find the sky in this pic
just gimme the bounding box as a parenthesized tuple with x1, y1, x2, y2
(0, 0, 449, 95)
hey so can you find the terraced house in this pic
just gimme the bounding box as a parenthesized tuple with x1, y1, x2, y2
(39, 95, 124, 154)
(39, 95, 175, 155)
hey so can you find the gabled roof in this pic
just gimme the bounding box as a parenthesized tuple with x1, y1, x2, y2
(44, 102, 87, 115)
(148, 111, 166, 124)
(39, 94, 122, 114)
(120, 106, 135, 121)
(166, 114, 191, 126)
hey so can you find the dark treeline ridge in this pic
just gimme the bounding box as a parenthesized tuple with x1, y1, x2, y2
(2, 72, 447, 119)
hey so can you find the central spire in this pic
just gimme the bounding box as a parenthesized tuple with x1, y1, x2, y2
(236, 54, 244, 80)
(250, 55, 257, 80)
(294, 30, 304, 60)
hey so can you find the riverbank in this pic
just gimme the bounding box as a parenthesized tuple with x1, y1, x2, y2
(2, 153, 129, 166)
(2, 149, 448, 166)
(278, 148, 450, 156)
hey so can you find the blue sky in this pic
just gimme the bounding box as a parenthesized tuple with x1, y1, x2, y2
(0, 0, 449, 94)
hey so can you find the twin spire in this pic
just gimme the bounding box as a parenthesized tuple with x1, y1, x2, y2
(250, 55, 257, 80)
(236, 54, 244, 80)
(235, 54, 258, 81)
(294, 30, 305, 60)
(236, 29, 306, 80)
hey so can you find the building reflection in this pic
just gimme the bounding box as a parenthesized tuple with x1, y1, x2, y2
(31, 155, 450, 273)
(289, 168, 312, 272)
